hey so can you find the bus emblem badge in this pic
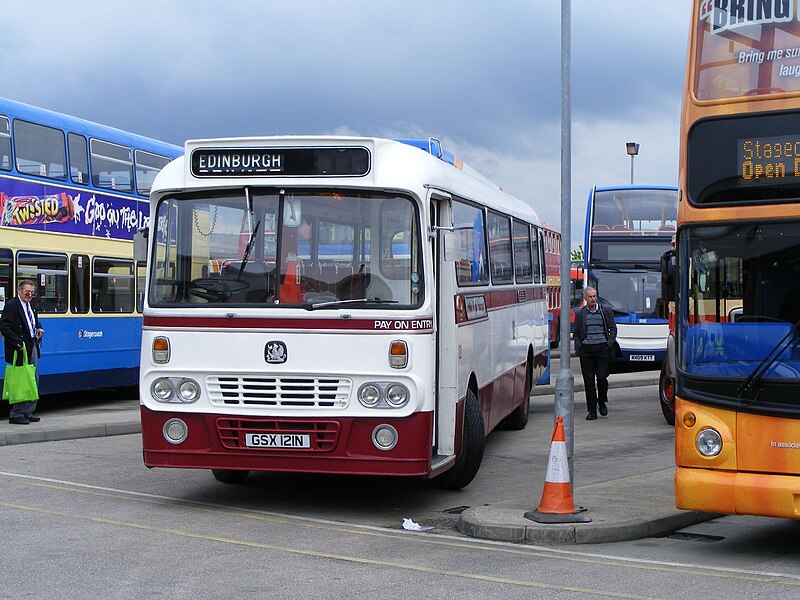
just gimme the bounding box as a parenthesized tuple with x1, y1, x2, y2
(265, 341, 288, 364)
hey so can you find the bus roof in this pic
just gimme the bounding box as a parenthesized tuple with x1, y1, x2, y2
(0, 96, 182, 158)
(154, 135, 541, 226)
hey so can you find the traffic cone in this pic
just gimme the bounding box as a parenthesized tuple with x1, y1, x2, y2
(524, 416, 591, 523)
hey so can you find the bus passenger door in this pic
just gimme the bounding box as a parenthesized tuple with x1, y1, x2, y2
(432, 192, 458, 462)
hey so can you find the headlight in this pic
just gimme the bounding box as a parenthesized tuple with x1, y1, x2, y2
(151, 377, 201, 403)
(385, 384, 409, 407)
(178, 379, 200, 402)
(152, 378, 174, 401)
(357, 382, 412, 408)
(358, 384, 382, 407)
(696, 428, 722, 457)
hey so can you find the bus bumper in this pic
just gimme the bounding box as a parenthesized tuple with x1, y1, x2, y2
(675, 467, 800, 519)
(140, 406, 434, 477)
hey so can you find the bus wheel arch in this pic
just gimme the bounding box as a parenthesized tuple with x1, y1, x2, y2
(501, 350, 532, 430)
(659, 361, 675, 426)
(428, 383, 485, 489)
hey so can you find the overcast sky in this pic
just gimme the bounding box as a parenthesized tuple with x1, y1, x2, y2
(3, 1, 691, 250)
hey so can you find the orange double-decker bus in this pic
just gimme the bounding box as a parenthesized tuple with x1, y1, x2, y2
(670, 1, 800, 518)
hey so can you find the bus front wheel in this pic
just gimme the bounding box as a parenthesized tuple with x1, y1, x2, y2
(659, 363, 675, 426)
(428, 388, 485, 490)
(212, 469, 249, 484)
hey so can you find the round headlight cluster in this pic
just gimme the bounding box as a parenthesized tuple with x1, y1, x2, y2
(385, 384, 408, 407)
(357, 382, 410, 408)
(696, 428, 723, 457)
(150, 377, 201, 403)
(360, 384, 382, 407)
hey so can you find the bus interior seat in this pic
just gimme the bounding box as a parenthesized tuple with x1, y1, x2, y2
(592, 224, 610, 231)
(612, 224, 630, 231)
(658, 224, 676, 232)
(365, 272, 393, 301)
(337, 265, 371, 299)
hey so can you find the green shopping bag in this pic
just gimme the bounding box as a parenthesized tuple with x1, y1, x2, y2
(2, 350, 39, 404)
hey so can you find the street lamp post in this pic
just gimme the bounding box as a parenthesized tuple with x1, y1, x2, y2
(626, 141, 639, 185)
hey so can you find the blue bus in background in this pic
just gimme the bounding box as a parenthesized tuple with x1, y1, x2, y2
(0, 97, 182, 395)
(583, 185, 678, 366)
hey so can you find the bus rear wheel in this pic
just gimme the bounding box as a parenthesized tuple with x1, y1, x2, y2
(212, 469, 249, 484)
(428, 388, 485, 490)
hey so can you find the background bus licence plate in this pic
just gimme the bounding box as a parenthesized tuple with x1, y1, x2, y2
(245, 433, 311, 448)
(629, 354, 655, 362)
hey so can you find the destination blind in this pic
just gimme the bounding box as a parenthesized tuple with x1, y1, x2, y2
(191, 147, 370, 177)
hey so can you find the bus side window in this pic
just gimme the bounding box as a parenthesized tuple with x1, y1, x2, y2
(0, 247, 12, 313)
(16, 251, 68, 313)
(531, 227, 542, 284)
(13, 120, 67, 181)
(135, 150, 170, 196)
(70, 254, 90, 313)
(90, 138, 133, 192)
(68, 132, 89, 186)
(0, 115, 11, 171)
(513, 221, 533, 283)
(92, 258, 135, 313)
(452, 199, 489, 286)
(487, 211, 513, 285)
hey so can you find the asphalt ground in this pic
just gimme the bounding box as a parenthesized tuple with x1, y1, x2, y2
(0, 354, 716, 545)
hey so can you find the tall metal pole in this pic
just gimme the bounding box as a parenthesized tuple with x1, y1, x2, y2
(630, 155, 635, 185)
(554, 0, 575, 484)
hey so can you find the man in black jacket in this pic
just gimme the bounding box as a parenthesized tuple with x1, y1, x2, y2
(0, 279, 44, 424)
(573, 286, 617, 420)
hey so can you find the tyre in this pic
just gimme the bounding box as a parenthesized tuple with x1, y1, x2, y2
(428, 388, 485, 490)
(212, 469, 249, 484)
(659, 362, 675, 426)
(501, 363, 531, 431)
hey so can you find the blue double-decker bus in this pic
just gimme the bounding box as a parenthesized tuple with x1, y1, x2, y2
(583, 185, 678, 366)
(0, 97, 182, 395)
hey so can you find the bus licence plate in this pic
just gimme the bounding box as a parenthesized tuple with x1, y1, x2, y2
(629, 354, 655, 362)
(245, 433, 311, 448)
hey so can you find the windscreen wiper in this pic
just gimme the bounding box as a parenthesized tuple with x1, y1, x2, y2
(237, 187, 260, 282)
(237, 219, 261, 282)
(303, 298, 398, 311)
(589, 262, 622, 272)
(737, 320, 800, 401)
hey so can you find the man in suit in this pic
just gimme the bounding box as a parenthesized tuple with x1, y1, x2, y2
(0, 279, 44, 424)
(573, 286, 617, 421)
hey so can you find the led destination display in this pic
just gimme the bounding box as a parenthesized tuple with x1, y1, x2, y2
(688, 111, 800, 205)
(738, 134, 800, 185)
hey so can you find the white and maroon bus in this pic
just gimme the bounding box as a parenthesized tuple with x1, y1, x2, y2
(137, 136, 550, 489)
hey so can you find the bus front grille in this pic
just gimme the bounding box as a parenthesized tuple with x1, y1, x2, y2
(216, 418, 340, 451)
(206, 375, 351, 408)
